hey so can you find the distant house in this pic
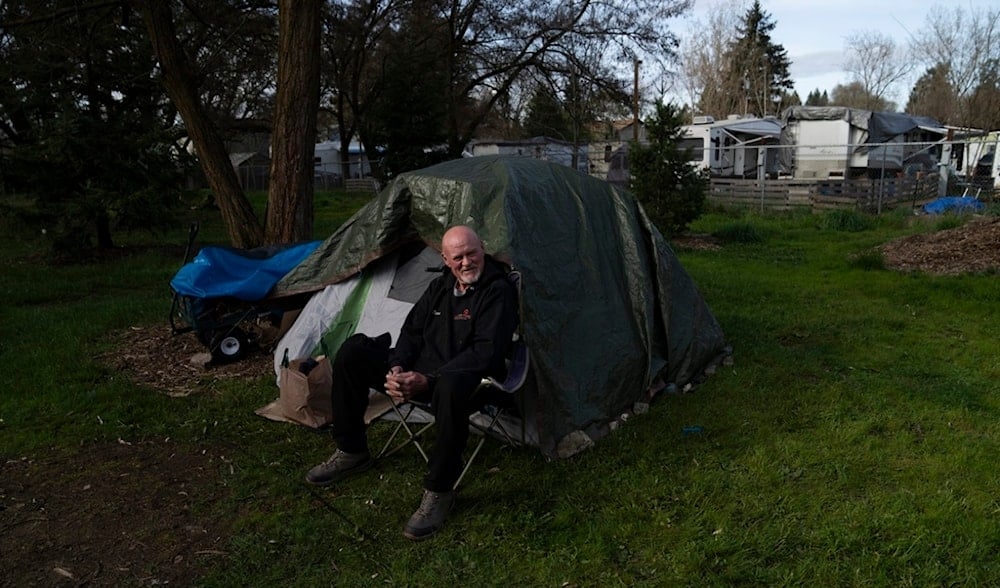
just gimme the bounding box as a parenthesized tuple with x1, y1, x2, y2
(314, 140, 374, 179)
(467, 136, 589, 174)
(586, 119, 647, 184)
(225, 131, 271, 190)
(613, 120, 647, 142)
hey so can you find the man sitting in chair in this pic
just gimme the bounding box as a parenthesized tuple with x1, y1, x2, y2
(305, 225, 519, 540)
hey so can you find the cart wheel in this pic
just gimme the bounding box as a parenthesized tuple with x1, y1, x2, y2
(211, 327, 248, 363)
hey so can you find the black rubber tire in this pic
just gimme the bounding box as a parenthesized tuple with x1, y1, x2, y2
(210, 327, 248, 363)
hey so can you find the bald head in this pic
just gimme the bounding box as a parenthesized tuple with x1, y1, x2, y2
(441, 225, 485, 291)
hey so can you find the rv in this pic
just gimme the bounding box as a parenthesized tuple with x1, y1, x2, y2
(958, 132, 1000, 191)
(681, 115, 782, 179)
(778, 106, 948, 180)
(679, 115, 715, 170)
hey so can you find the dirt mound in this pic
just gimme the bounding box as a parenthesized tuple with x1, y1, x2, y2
(880, 217, 1000, 275)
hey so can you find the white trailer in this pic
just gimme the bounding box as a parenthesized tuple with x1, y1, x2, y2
(709, 116, 782, 179)
(778, 106, 947, 179)
(957, 132, 1000, 190)
(679, 116, 714, 170)
(681, 115, 782, 179)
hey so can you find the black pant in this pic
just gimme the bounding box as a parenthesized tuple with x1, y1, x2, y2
(330, 334, 484, 493)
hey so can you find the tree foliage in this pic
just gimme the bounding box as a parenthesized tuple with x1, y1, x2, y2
(523, 86, 574, 140)
(5, 0, 698, 250)
(908, 5, 1000, 126)
(367, 1, 455, 177)
(521, 77, 607, 144)
(905, 64, 956, 123)
(842, 30, 911, 109)
(628, 102, 707, 237)
(0, 0, 187, 252)
(678, 0, 744, 117)
(830, 81, 895, 112)
(805, 89, 830, 106)
(697, 0, 792, 118)
(324, 0, 692, 181)
(966, 59, 1000, 131)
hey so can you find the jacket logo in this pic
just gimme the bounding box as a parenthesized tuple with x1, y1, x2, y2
(453, 308, 472, 321)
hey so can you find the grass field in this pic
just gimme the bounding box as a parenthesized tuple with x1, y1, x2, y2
(2, 192, 999, 586)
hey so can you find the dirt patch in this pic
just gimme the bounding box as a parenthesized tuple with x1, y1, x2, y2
(671, 233, 723, 251)
(1, 328, 276, 587)
(880, 217, 1000, 275)
(1, 442, 234, 587)
(98, 324, 276, 397)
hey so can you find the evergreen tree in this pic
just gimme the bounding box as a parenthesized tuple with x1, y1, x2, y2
(1, 1, 186, 253)
(966, 59, 1000, 131)
(805, 89, 830, 106)
(367, 2, 453, 177)
(905, 64, 957, 123)
(628, 102, 708, 237)
(522, 86, 574, 140)
(711, 0, 793, 117)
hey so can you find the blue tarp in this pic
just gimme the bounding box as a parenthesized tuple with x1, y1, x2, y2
(170, 241, 322, 301)
(922, 197, 985, 215)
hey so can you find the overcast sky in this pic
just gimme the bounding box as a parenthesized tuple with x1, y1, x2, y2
(678, 0, 994, 105)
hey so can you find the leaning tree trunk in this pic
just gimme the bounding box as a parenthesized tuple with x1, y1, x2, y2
(265, 0, 322, 245)
(137, 1, 264, 249)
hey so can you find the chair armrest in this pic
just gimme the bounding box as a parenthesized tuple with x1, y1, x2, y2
(482, 342, 529, 394)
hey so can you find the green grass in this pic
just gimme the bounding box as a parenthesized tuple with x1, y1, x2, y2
(3, 197, 1000, 585)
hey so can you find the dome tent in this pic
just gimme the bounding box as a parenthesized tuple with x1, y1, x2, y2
(272, 155, 728, 458)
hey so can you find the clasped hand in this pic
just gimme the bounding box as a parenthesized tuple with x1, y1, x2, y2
(385, 366, 428, 402)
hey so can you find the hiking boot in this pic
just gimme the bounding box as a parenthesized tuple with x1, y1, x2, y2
(403, 489, 456, 541)
(304, 449, 373, 486)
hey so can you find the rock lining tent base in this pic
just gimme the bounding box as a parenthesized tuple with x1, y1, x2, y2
(270, 155, 730, 458)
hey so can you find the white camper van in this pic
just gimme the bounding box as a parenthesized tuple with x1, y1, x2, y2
(681, 115, 782, 179)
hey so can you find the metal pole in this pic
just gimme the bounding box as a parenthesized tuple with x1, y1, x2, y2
(633, 59, 642, 142)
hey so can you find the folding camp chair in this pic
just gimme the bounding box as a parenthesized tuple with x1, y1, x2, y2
(375, 270, 529, 490)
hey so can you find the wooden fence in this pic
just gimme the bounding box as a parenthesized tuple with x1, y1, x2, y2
(343, 178, 380, 193)
(708, 177, 944, 213)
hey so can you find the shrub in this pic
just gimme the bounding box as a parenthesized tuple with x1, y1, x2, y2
(819, 209, 875, 232)
(933, 214, 966, 231)
(712, 221, 765, 244)
(629, 103, 708, 237)
(848, 249, 886, 270)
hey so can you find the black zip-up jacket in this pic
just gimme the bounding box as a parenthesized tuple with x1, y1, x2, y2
(388, 255, 518, 382)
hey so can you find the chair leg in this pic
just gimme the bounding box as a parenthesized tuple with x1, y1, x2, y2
(374, 399, 517, 491)
(453, 407, 504, 490)
(376, 402, 432, 462)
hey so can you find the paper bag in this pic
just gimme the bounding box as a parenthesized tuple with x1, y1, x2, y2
(256, 356, 333, 429)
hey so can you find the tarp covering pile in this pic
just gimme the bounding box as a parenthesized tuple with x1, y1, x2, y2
(922, 196, 985, 215)
(171, 241, 321, 301)
(273, 155, 728, 457)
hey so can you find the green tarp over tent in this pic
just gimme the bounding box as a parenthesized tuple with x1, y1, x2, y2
(274, 155, 728, 457)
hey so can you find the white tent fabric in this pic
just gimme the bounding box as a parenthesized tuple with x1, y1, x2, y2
(272, 248, 441, 378)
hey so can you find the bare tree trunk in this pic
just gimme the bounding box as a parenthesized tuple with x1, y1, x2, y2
(137, 1, 264, 249)
(266, 0, 322, 244)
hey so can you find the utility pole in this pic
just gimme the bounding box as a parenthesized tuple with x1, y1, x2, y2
(633, 59, 642, 141)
